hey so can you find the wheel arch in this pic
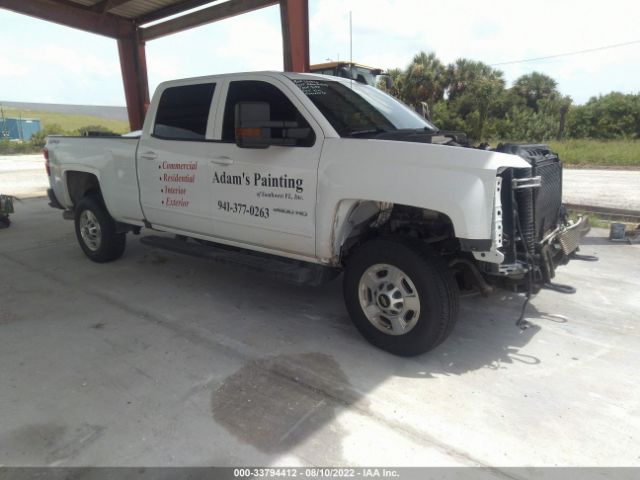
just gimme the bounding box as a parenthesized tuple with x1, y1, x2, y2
(328, 199, 457, 265)
(64, 169, 103, 208)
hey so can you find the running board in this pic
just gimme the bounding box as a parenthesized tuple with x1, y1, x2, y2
(139, 235, 338, 286)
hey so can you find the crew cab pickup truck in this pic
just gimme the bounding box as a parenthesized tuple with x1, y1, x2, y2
(45, 71, 589, 356)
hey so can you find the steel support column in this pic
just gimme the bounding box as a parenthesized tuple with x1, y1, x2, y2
(279, 0, 309, 72)
(117, 30, 150, 131)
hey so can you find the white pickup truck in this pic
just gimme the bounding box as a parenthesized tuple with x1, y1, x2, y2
(45, 71, 589, 356)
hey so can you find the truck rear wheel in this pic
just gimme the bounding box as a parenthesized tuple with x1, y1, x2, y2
(74, 196, 126, 263)
(343, 239, 459, 356)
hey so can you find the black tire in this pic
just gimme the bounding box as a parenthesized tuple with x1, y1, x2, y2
(74, 195, 126, 263)
(343, 238, 459, 356)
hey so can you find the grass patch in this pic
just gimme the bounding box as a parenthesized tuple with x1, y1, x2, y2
(1, 107, 130, 154)
(1, 107, 129, 134)
(568, 210, 639, 229)
(546, 139, 640, 168)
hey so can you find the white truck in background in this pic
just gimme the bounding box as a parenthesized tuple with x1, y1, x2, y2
(45, 71, 589, 356)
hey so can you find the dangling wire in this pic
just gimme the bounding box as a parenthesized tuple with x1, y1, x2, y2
(513, 197, 534, 329)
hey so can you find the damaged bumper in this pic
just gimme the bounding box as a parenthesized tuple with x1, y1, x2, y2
(553, 215, 591, 256)
(492, 215, 591, 286)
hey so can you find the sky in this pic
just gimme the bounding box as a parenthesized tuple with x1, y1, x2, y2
(0, 0, 639, 107)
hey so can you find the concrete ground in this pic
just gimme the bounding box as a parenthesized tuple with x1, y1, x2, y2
(1, 154, 639, 213)
(0, 197, 638, 468)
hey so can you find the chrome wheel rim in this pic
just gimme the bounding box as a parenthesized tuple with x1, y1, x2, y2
(358, 264, 421, 336)
(79, 210, 102, 251)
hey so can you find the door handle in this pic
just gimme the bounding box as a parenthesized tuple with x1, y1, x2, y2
(211, 156, 233, 166)
(140, 151, 157, 160)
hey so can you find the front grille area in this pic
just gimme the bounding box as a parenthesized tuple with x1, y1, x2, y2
(497, 144, 563, 243)
(533, 158, 562, 239)
(494, 144, 571, 285)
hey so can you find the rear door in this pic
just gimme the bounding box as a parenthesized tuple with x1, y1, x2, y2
(208, 76, 323, 257)
(137, 80, 219, 235)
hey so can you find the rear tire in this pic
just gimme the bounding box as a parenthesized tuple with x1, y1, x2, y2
(343, 238, 459, 356)
(74, 196, 126, 263)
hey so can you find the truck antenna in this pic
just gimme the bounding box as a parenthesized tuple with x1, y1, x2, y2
(349, 11, 353, 89)
(0, 104, 7, 139)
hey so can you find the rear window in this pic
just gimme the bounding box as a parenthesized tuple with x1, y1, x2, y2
(153, 83, 215, 140)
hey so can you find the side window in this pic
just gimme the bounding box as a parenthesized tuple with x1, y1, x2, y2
(222, 80, 313, 147)
(153, 83, 215, 140)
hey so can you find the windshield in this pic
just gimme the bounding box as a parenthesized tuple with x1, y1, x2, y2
(292, 79, 437, 137)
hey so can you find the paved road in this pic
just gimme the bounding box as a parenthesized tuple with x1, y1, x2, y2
(1, 155, 639, 213)
(0, 154, 47, 199)
(563, 168, 640, 212)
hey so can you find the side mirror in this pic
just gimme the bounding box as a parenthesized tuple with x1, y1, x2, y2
(235, 101, 313, 148)
(235, 101, 272, 149)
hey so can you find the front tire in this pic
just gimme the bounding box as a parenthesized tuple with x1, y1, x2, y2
(343, 239, 459, 356)
(74, 196, 126, 263)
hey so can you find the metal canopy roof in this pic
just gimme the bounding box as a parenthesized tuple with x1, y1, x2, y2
(0, 0, 310, 130)
(0, 0, 281, 40)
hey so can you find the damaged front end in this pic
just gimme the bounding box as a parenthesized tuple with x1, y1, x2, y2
(479, 144, 591, 292)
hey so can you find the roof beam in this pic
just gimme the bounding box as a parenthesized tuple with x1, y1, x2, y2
(51, 0, 93, 10)
(0, 0, 132, 38)
(136, 0, 215, 25)
(140, 0, 279, 41)
(91, 0, 135, 14)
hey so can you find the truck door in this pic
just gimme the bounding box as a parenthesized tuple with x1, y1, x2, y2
(137, 81, 219, 235)
(208, 78, 322, 258)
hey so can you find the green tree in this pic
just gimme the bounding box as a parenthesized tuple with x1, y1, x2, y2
(446, 58, 504, 102)
(29, 123, 67, 148)
(75, 125, 114, 136)
(567, 92, 640, 139)
(495, 95, 571, 142)
(400, 51, 448, 115)
(434, 60, 506, 140)
(512, 72, 559, 112)
(378, 50, 640, 143)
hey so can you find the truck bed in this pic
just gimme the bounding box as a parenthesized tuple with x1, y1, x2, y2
(47, 135, 144, 224)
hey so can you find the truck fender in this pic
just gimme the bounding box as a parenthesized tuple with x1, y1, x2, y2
(330, 200, 380, 262)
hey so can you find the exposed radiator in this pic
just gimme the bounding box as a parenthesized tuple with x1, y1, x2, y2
(498, 144, 563, 243)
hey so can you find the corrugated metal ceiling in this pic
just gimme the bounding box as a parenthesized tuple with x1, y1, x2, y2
(64, 0, 221, 21)
(111, 0, 184, 19)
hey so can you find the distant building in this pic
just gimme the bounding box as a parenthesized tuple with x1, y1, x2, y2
(0, 117, 42, 141)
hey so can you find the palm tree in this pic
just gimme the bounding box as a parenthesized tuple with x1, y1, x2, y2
(446, 58, 504, 102)
(401, 52, 448, 114)
(512, 72, 559, 111)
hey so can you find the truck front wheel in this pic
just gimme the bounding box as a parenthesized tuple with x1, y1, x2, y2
(74, 196, 126, 263)
(343, 239, 459, 356)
